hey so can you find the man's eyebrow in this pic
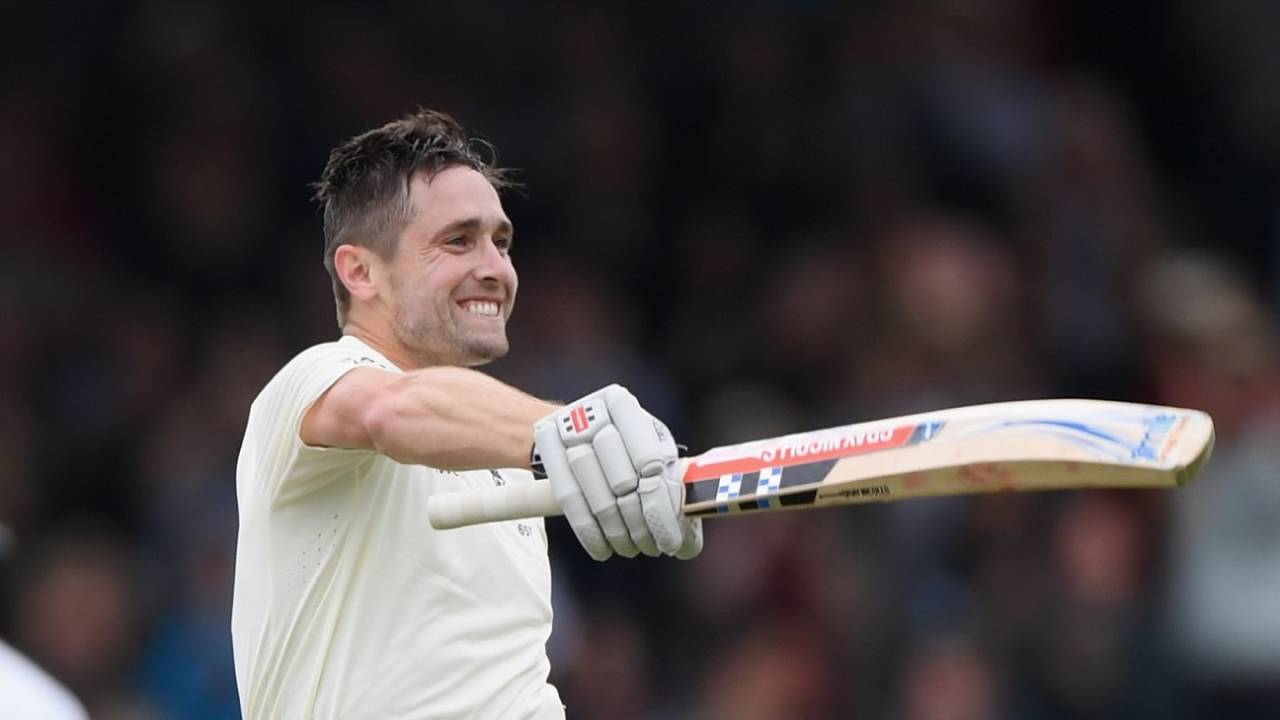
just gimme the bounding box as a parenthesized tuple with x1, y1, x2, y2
(435, 217, 514, 238)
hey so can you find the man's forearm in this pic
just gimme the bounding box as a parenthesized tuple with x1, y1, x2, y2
(364, 366, 559, 471)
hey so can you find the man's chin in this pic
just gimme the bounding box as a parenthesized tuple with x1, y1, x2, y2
(459, 339, 510, 366)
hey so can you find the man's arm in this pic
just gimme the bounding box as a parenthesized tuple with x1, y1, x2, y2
(303, 369, 703, 560)
(301, 366, 558, 471)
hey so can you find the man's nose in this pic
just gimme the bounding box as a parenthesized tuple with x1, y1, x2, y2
(474, 238, 513, 282)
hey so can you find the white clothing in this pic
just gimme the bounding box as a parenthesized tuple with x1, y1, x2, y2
(232, 336, 563, 719)
(0, 638, 89, 720)
(1168, 413, 1280, 680)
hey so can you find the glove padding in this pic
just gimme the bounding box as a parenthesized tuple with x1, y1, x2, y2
(535, 385, 703, 561)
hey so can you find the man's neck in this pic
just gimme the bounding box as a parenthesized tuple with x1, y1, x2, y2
(340, 320, 416, 371)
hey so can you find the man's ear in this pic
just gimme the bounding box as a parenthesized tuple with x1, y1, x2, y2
(334, 244, 384, 303)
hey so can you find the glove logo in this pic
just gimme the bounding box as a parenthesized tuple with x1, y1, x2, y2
(652, 419, 669, 443)
(567, 404, 593, 434)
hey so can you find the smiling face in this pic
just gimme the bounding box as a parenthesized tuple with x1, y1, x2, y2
(380, 165, 518, 367)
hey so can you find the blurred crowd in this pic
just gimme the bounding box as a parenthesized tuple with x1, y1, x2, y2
(3, 1, 1280, 718)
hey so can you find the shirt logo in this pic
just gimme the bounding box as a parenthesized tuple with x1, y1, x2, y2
(346, 355, 390, 370)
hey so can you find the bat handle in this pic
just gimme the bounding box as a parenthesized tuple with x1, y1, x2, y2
(428, 459, 693, 530)
(428, 481, 561, 530)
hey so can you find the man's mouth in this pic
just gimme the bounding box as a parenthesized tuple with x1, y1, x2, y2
(459, 300, 501, 318)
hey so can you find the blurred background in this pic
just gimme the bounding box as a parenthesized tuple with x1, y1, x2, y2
(3, 1, 1280, 718)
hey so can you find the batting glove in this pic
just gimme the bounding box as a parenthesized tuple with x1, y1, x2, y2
(534, 385, 703, 561)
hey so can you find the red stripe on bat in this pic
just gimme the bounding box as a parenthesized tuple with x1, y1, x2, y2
(683, 422, 923, 483)
(570, 405, 589, 433)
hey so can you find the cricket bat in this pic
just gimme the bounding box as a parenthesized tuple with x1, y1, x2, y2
(426, 399, 1214, 530)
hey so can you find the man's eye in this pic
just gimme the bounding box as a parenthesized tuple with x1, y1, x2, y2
(495, 237, 512, 252)
(446, 236, 467, 246)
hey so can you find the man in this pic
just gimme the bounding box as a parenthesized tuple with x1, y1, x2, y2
(231, 109, 702, 719)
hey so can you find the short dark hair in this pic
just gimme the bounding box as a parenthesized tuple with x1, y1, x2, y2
(313, 108, 516, 327)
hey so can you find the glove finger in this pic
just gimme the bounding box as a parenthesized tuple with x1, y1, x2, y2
(675, 516, 704, 560)
(637, 473, 684, 555)
(568, 445, 639, 558)
(593, 425, 639, 495)
(664, 460, 701, 558)
(665, 459, 685, 511)
(664, 459, 700, 558)
(536, 418, 611, 561)
(617, 493, 660, 557)
(602, 387, 676, 476)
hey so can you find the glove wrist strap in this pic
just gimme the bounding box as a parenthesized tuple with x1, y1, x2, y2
(530, 445, 548, 479)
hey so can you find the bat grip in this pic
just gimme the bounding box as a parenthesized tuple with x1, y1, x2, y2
(428, 481, 561, 530)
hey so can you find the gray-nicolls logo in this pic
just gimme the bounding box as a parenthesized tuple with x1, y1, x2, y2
(490, 470, 507, 487)
(653, 420, 669, 443)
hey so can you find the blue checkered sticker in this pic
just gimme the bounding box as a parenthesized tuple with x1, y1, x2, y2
(715, 473, 744, 513)
(756, 466, 783, 508)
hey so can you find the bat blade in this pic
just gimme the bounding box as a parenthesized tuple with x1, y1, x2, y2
(681, 398, 1213, 517)
(426, 399, 1214, 530)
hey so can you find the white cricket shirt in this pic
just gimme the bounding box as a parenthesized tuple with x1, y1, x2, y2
(232, 336, 564, 719)
(0, 639, 89, 719)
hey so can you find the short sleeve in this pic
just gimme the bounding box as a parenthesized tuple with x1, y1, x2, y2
(239, 339, 397, 501)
